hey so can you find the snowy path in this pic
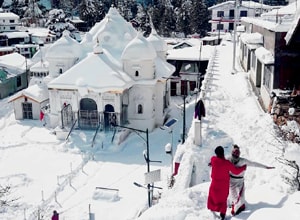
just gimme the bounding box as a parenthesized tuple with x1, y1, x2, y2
(138, 41, 292, 220)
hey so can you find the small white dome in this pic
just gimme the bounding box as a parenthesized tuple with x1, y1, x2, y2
(147, 29, 168, 52)
(121, 32, 156, 60)
(46, 31, 82, 59)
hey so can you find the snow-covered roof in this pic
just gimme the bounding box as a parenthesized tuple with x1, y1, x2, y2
(9, 82, 49, 103)
(167, 45, 214, 61)
(208, 0, 272, 10)
(201, 36, 219, 41)
(15, 44, 38, 49)
(45, 6, 174, 93)
(0, 52, 31, 71)
(0, 31, 29, 39)
(240, 32, 263, 44)
(0, 12, 19, 19)
(171, 38, 203, 50)
(45, 31, 83, 59)
(47, 51, 133, 94)
(241, 16, 292, 32)
(121, 32, 157, 61)
(81, 7, 137, 59)
(0, 46, 14, 52)
(262, 2, 299, 17)
(285, 7, 300, 45)
(251, 2, 300, 31)
(237, 25, 246, 32)
(255, 47, 274, 64)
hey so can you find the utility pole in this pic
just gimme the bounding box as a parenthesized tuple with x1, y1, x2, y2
(112, 124, 161, 207)
(218, 17, 223, 45)
(182, 93, 186, 144)
(182, 80, 188, 144)
(232, 0, 240, 74)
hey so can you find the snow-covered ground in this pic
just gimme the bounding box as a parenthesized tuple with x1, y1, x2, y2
(1, 40, 300, 220)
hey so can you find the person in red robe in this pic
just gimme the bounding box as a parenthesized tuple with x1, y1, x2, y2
(51, 210, 59, 220)
(40, 110, 44, 121)
(207, 146, 247, 220)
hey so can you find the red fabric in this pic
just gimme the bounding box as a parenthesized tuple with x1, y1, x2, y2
(39, 111, 44, 121)
(173, 162, 180, 176)
(52, 213, 59, 220)
(207, 156, 246, 214)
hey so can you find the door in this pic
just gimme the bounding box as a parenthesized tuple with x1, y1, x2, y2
(22, 102, 33, 119)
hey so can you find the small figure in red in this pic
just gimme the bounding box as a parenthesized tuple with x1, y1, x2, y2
(51, 210, 59, 220)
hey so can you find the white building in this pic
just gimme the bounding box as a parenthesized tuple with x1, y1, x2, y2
(208, 1, 274, 36)
(167, 40, 214, 96)
(239, 2, 300, 111)
(19, 7, 175, 133)
(0, 52, 30, 99)
(0, 12, 20, 32)
(8, 80, 49, 120)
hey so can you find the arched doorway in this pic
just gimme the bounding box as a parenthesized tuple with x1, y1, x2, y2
(104, 104, 116, 131)
(78, 98, 99, 129)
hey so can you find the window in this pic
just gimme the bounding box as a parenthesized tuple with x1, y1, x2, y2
(135, 71, 139, 77)
(229, 9, 235, 19)
(9, 19, 15, 23)
(251, 52, 256, 70)
(137, 104, 143, 114)
(240, 11, 248, 17)
(263, 65, 273, 91)
(16, 76, 21, 87)
(243, 45, 247, 59)
(217, 11, 224, 17)
(180, 62, 199, 74)
(217, 23, 224, 31)
(59, 68, 63, 74)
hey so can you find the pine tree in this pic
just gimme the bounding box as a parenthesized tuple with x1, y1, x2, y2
(175, 0, 192, 37)
(79, 0, 106, 28)
(189, 0, 210, 37)
(116, 0, 138, 21)
(58, 0, 74, 17)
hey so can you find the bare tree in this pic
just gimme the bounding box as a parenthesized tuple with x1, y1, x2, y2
(276, 157, 300, 191)
(0, 185, 18, 208)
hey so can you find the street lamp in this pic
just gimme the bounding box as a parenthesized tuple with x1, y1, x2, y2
(111, 123, 160, 207)
(160, 118, 178, 176)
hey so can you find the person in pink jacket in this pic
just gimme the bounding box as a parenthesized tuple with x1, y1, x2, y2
(207, 146, 247, 220)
